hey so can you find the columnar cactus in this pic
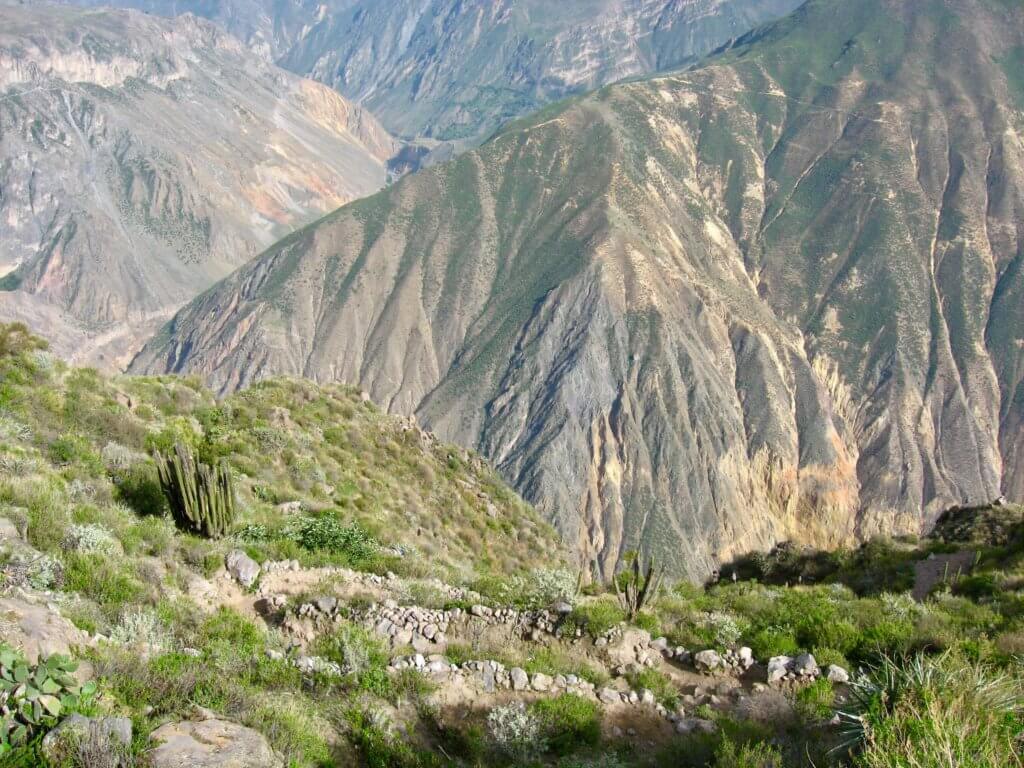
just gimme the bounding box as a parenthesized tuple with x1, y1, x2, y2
(155, 442, 236, 538)
(613, 550, 664, 620)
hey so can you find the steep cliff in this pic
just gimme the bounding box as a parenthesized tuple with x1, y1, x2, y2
(0, 2, 397, 367)
(134, 0, 1024, 578)
(61, 0, 804, 143)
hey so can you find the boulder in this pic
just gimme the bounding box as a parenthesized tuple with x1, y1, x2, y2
(694, 649, 723, 672)
(531, 672, 553, 692)
(675, 718, 717, 735)
(826, 664, 850, 684)
(510, 667, 529, 691)
(0, 596, 91, 664)
(42, 714, 132, 762)
(0, 516, 21, 541)
(225, 551, 260, 589)
(767, 656, 792, 684)
(148, 718, 283, 767)
(793, 653, 819, 677)
(599, 687, 623, 705)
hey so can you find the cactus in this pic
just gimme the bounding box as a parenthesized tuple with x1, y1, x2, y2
(155, 442, 236, 538)
(0, 645, 95, 754)
(613, 550, 664, 620)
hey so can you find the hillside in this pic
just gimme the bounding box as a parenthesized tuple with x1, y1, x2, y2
(0, 2, 398, 368)
(134, 0, 1024, 581)
(1, 322, 1022, 767)
(60, 0, 804, 143)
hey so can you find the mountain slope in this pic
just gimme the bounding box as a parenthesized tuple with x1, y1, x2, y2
(134, 0, 1024, 579)
(0, 2, 397, 368)
(62, 0, 804, 143)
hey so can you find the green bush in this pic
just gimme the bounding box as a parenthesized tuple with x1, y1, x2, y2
(114, 462, 167, 517)
(714, 738, 784, 768)
(284, 516, 378, 565)
(565, 598, 625, 638)
(794, 677, 835, 721)
(748, 627, 799, 660)
(530, 694, 601, 756)
(626, 668, 678, 709)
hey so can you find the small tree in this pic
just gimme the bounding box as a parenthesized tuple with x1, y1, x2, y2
(154, 442, 235, 538)
(613, 550, 664, 620)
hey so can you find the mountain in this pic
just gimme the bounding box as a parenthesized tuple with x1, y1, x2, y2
(60, 0, 805, 144)
(0, 2, 397, 368)
(133, 0, 1024, 580)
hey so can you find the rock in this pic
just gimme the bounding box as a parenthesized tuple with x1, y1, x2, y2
(0, 516, 21, 541)
(650, 636, 669, 653)
(149, 718, 283, 767)
(42, 714, 132, 762)
(426, 660, 450, 676)
(550, 601, 573, 615)
(0, 596, 91, 664)
(314, 596, 337, 614)
(767, 656, 792, 684)
(531, 672, 553, 692)
(411, 633, 431, 653)
(606, 628, 652, 668)
(738, 647, 754, 668)
(640, 688, 656, 706)
(510, 667, 529, 691)
(826, 664, 850, 684)
(675, 718, 717, 735)
(694, 649, 722, 672)
(599, 687, 623, 705)
(793, 653, 819, 677)
(225, 551, 260, 589)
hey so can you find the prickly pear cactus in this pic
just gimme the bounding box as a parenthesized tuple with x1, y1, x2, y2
(0, 645, 95, 754)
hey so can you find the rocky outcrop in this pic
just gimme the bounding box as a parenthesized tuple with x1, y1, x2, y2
(0, 3, 397, 368)
(134, 0, 1024, 578)
(0, 596, 91, 664)
(148, 718, 283, 768)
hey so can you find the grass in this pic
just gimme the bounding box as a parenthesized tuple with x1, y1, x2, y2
(840, 654, 1024, 768)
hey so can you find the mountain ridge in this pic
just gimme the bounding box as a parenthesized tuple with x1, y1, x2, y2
(0, 2, 398, 367)
(134, 0, 1024, 579)
(59, 0, 805, 144)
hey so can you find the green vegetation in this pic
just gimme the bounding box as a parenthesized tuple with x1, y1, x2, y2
(0, 645, 96, 756)
(0, 319, 1022, 768)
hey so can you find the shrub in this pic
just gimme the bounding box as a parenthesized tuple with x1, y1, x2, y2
(794, 677, 835, 721)
(114, 463, 167, 517)
(626, 668, 678, 708)
(714, 738, 784, 768)
(840, 653, 1023, 768)
(748, 627, 799, 660)
(487, 702, 543, 762)
(565, 598, 625, 638)
(316, 623, 391, 698)
(110, 608, 171, 652)
(530, 694, 601, 755)
(284, 516, 378, 564)
(62, 523, 120, 556)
